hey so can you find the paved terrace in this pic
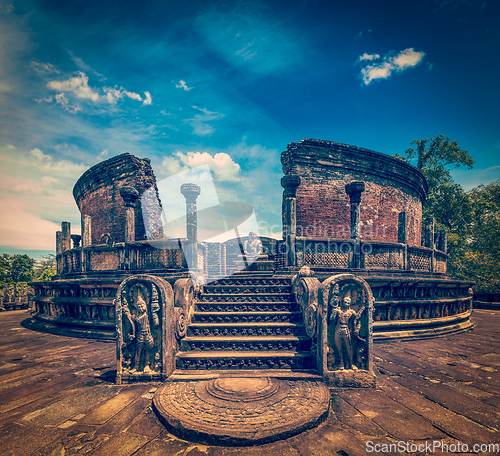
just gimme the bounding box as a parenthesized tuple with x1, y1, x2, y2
(1, 309, 499, 456)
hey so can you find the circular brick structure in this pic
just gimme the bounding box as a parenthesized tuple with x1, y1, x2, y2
(282, 138, 427, 245)
(153, 377, 330, 446)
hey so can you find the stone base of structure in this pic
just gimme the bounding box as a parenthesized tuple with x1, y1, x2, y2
(152, 377, 330, 446)
(324, 369, 376, 388)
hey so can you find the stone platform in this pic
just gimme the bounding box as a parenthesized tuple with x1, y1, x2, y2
(153, 377, 329, 446)
(1, 309, 500, 455)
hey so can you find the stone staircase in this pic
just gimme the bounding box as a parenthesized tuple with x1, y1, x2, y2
(175, 274, 316, 374)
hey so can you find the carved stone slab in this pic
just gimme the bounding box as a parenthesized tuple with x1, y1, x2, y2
(115, 274, 174, 383)
(153, 377, 329, 446)
(318, 273, 376, 387)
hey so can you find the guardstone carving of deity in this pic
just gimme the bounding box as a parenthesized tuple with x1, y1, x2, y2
(319, 274, 375, 387)
(115, 275, 175, 383)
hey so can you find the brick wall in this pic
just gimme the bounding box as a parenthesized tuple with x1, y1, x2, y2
(282, 139, 427, 246)
(73, 153, 163, 245)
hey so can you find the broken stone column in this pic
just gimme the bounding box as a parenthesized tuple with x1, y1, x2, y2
(424, 217, 435, 248)
(437, 229, 448, 253)
(56, 231, 63, 255)
(61, 222, 71, 251)
(82, 215, 92, 247)
(345, 181, 365, 268)
(81, 215, 91, 273)
(281, 174, 301, 268)
(120, 186, 140, 243)
(398, 212, 408, 270)
(398, 212, 407, 244)
(180, 183, 201, 271)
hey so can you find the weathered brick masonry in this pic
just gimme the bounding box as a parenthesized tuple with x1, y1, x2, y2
(73, 153, 163, 245)
(282, 139, 427, 246)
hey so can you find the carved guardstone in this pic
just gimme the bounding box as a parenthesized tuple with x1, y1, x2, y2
(318, 273, 375, 387)
(115, 275, 175, 383)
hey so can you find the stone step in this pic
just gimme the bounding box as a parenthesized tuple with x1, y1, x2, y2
(206, 277, 292, 287)
(191, 311, 302, 324)
(175, 351, 315, 371)
(187, 322, 306, 338)
(202, 285, 292, 294)
(198, 293, 295, 303)
(181, 335, 312, 352)
(195, 302, 298, 313)
(169, 369, 322, 380)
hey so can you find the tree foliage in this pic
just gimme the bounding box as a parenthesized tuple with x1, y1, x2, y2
(0, 253, 56, 288)
(396, 136, 499, 293)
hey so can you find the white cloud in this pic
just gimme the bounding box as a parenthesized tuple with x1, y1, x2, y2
(358, 53, 380, 62)
(359, 48, 425, 85)
(175, 80, 193, 91)
(31, 62, 60, 75)
(143, 91, 152, 105)
(162, 151, 241, 182)
(185, 106, 224, 136)
(45, 72, 151, 110)
(48, 71, 101, 102)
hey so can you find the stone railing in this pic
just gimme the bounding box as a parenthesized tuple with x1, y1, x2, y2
(57, 239, 187, 275)
(295, 237, 447, 273)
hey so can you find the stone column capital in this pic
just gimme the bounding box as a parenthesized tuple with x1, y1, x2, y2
(180, 183, 201, 203)
(345, 181, 366, 204)
(281, 174, 301, 198)
(120, 186, 140, 208)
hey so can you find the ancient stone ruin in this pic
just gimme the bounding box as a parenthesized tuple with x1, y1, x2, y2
(29, 138, 475, 444)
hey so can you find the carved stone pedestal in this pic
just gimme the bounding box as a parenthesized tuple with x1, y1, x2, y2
(153, 377, 329, 446)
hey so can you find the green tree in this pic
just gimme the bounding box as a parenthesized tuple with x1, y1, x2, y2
(35, 254, 57, 282)
(9, 254, 36, 283)
(457, 181, 500, 293)
(0, 254, 11, 285)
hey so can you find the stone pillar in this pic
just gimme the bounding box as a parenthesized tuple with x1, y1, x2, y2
(180, 183, 201, 270)
(56, 231, 63, 255)
(81, 215, 91, 273)
(120, 186, 140, 243)
(281, 175, 301, 268)
(398, 212, 407, 244)
(398, 212, 408, 270)
(424, 217, 435, 248)
(437, 229, 448, 253)
(61, 222, 71, 251)
(345, 181, 366, 269)
(82, 215, 92, 247)
(281, 174, 301, 267)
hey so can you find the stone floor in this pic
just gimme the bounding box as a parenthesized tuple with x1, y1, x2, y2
(1, 309, 500, 456)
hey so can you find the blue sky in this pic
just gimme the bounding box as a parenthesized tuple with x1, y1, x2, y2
(1, 0, 499, 258)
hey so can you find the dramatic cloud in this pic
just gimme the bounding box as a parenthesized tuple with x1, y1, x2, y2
(0, 145, 88, 249)
(47, 71, 100, 102)
(175, 80, 193, 91)
(359, 48, 425, 85)
(45, 72, 152, 110)
(162, 151, 241, 182)
(185, 106, 224, 136)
